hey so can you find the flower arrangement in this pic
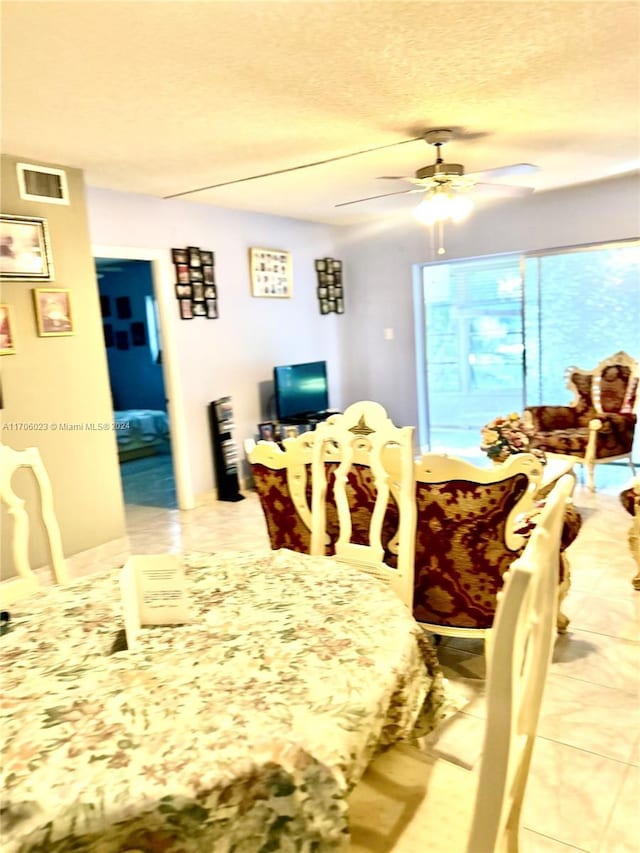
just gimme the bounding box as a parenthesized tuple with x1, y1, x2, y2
(480, 412, 546, 464)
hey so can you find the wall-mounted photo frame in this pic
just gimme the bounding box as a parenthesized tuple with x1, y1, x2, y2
(206, 299, 218, 319)
(172, 245, 219, 319)
(0, 304, 16, 354)
(131, 321, 147, 346)
(179, 299, 193, 320)
(176, 263, 190, 284)
(1, 214, 54, 281)
(315, 257, 344, 315)
(116, 295, 132, 319)
(32, 288, 74, 336)
(172, 248, 188, 264)
(103, 323, 114, 348)
(116, 330, 130, 351)
(249, 247, 292, 298)
(258, 421, 276, 441)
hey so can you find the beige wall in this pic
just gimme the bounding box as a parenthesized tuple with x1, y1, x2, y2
(1, 154, 126, 577)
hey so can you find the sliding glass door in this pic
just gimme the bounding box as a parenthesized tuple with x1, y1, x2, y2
(417, 240, 639, 458)
(418, 254, 524, 456)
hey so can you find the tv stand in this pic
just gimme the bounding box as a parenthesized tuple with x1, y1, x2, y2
(279, 410, 340, 428)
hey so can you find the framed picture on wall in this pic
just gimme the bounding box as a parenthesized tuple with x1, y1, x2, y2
(179, 299, 193, 320)
(0, 214, 54, 281)
(32, 288, 74, 336)
(0, 304, 16, 354)
(249, 247, 292, 298)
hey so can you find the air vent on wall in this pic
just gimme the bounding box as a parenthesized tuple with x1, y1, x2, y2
(17, 163, 70, 205)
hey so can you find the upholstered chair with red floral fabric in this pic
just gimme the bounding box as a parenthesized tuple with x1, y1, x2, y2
(411, 453, 544, 640)
(524, 351, 638, 492)
(249, 432, 400, 559)
(620, 478, 640, 591)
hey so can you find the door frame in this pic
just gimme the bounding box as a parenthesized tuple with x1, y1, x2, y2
(92, 244, 195, 510)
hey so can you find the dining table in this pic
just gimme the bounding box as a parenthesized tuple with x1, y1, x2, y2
(1, 548, 447, 852)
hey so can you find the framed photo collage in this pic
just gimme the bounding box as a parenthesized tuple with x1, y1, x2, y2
(172, 246, 218, 320)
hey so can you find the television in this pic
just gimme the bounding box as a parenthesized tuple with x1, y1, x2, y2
(273, 360, 329, 421)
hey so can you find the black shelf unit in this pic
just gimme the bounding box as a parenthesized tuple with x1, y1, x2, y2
(209, 397, 244, 502)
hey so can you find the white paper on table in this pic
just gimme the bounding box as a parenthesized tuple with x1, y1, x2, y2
(120, 555, 191, 651)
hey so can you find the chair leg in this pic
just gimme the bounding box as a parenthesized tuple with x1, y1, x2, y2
(556, 553, 571, 633)
(629, 519, 640, 591)
(586, 461, 596, 493)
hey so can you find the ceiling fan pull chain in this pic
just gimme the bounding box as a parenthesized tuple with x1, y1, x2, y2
(437, 220, 446, 255)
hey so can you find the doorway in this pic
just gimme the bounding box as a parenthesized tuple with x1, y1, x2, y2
(95, 256, 177, 508)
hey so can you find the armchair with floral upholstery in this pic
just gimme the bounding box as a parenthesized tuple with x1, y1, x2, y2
(620, 478, 640, 591)
(524, 351, 638, 492)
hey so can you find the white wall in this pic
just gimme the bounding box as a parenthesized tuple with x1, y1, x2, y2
(86, 188, 341, 498)
(334, 174, 640, 432)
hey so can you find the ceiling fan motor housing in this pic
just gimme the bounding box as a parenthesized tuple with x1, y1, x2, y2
(415, 162, 465, 181)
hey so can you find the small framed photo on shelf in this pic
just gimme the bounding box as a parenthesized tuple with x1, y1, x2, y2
(200, 250, 214, 266)
(179, 299, 193, 319)
(175, 283, 192, 298)
(204, 285, 216, 299)
(193, 301, 206, 317)
(336, 298, 345, 314)
(258, 421, 277, 442)
(206, 299, 218, 319)
(320, 300, 330, 315)
(314, 259, 326, 272)
(172, 248, 188, 264)
(283, 425, 299, 439)
(32, 288, 74, 336)
(249, 247, 292, 298)
(0, 304, 16, 354)
(190, 268, 204, 282)
(203, 265, 215, 284)
(1, 214, 54, 281)
(192, 283, 204, 301)
(188, 247, 201, 267)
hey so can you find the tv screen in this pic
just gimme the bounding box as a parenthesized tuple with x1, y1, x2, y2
(273, 360, 329, 421)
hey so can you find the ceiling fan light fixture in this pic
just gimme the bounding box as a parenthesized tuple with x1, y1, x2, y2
(413, 185, 474, 226)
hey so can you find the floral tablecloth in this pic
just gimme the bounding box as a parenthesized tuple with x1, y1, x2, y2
(1, 549, 446, 853)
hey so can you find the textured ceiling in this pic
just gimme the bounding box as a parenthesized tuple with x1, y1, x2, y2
(1, 0, 639, 224)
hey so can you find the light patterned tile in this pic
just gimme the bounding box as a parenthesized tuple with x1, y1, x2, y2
(562, 592, 640, 641)
(537, 674, 639, 763)
(522, 738, 629, 851)
(597, 763, 640, 853)
(521, 829, 589, 852)
(551, 630, 640, 692)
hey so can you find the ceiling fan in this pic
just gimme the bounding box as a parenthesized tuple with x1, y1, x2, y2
(335, 129, 538, 208)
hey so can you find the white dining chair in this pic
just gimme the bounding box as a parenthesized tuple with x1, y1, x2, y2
(347, 473, 574, 853)
(310, 401, 416, 609)
(0, 444, 68, 607)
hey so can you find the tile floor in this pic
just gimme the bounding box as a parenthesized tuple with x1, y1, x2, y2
(78, 457, 639, 852)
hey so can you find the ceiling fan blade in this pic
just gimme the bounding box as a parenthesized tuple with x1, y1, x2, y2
(473, 182, 535, 197)
(466, 163, 538, 181)
(164, 136, 423, 200)
(335, 187, 424, 208)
